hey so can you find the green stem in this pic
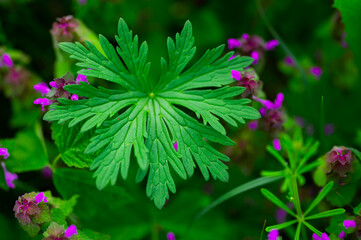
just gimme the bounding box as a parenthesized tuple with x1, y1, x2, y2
(291, 174, 303, 218)
(151, 223, 159, 240)
(52, 153, 62, 169)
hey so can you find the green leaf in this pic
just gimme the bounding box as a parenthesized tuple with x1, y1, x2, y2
(0, 123, 48, 173)
(261, 188, 297, 218)
(194, 176, 282, 222)
(297, 141, 319, 169)
(265, 220, 298, 231)
(304, 181, 334, 216)
(295, 222, 302, 240)
(305, 208, 346, 220)
(303, 221, 322, 235)
(47, 18, 259, 208)
(354, 202, 361, 216)
(266, 145, 288, 168)
(51, 122, 96, 168)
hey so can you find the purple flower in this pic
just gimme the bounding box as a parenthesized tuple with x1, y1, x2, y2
(173, 142, 178, 152)
(248, 120, 258, 131)
(2, 53, 14, 67)
(227, 38, 241, 50)
(0, 148, 10, 159)
(284, 56, 295, 66)
(312, 233, 329, 240)
(343, 220, 356, 229)
(309, 66, 322, 79)
(324, 124, 334, 136)
(167, 232, 176, 240)
(253, 93, 284, 132)
(251, 51, 259, 64)
(51, 15, 79, 42)
(13, 193, 41, 225)
(253, 93, 284, 110)
(267, 229, 279, 240)
(326, 146, 353, 176)
(338, 231, 345, 239)
(232, 70, 260, 97)
(71, 94, 79, 101)
(34, 82, 51, 95)
(1, 162, 18, 189)
(273, 139, 281, 151)
(34, 98, 54, 112)
(64, 225, 78, 238)
(76, 74, 88, 84)
(35, 192, 47, 204)
(265, 39, 279, 51)
(42, 166, 53, 179)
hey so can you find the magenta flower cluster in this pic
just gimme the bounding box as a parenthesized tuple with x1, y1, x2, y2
(231, 70, 260, 97)
(14, 192, 47, 225)
(252, 93, 284, 132)
(51, 15, 79, 42)
(33, 72, 88, 112)
(228, 34, 279, 64)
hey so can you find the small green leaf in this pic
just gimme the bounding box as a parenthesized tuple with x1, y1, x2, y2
(303, 221, 322, 235)
(305, 208, 346, 220)
(266, 145, 288, 168)
(261, 188, 297, 218)
(295, 222, 302, 240)
(265, 220, 298, 231)
(304, 181, 334, 216)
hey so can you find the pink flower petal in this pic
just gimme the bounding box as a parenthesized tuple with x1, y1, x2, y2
(2, 53, 13, 68)
(227, 38, 241, 50)
(273, 93, 284, 109)
(0, 148, 10, 159)
(34, 82, 51, 95)
(173, 142, 178, 152)
(231, 70, 241, 81)
(35, 192, 47, 204)
(273, 139, 281, 151)
(1, 162, 17, 189)
(71, 94, 79, 101)
(267, 229, 279, 240)
(265, 39, 279, 50)
(338, 231, 345, 239)
(343, 220, 356, 229)
(65, 225, 78, 238)
(251, 51, 259, 64)
(76, 74, 88, 84)
(167, 232, 176, 240)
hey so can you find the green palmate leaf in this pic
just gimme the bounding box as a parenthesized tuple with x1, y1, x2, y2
(305, 208, 346, 220)
(44, 18, 260, 208)
(265, 220, 298, 232)
(304, 181, 334, 216)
